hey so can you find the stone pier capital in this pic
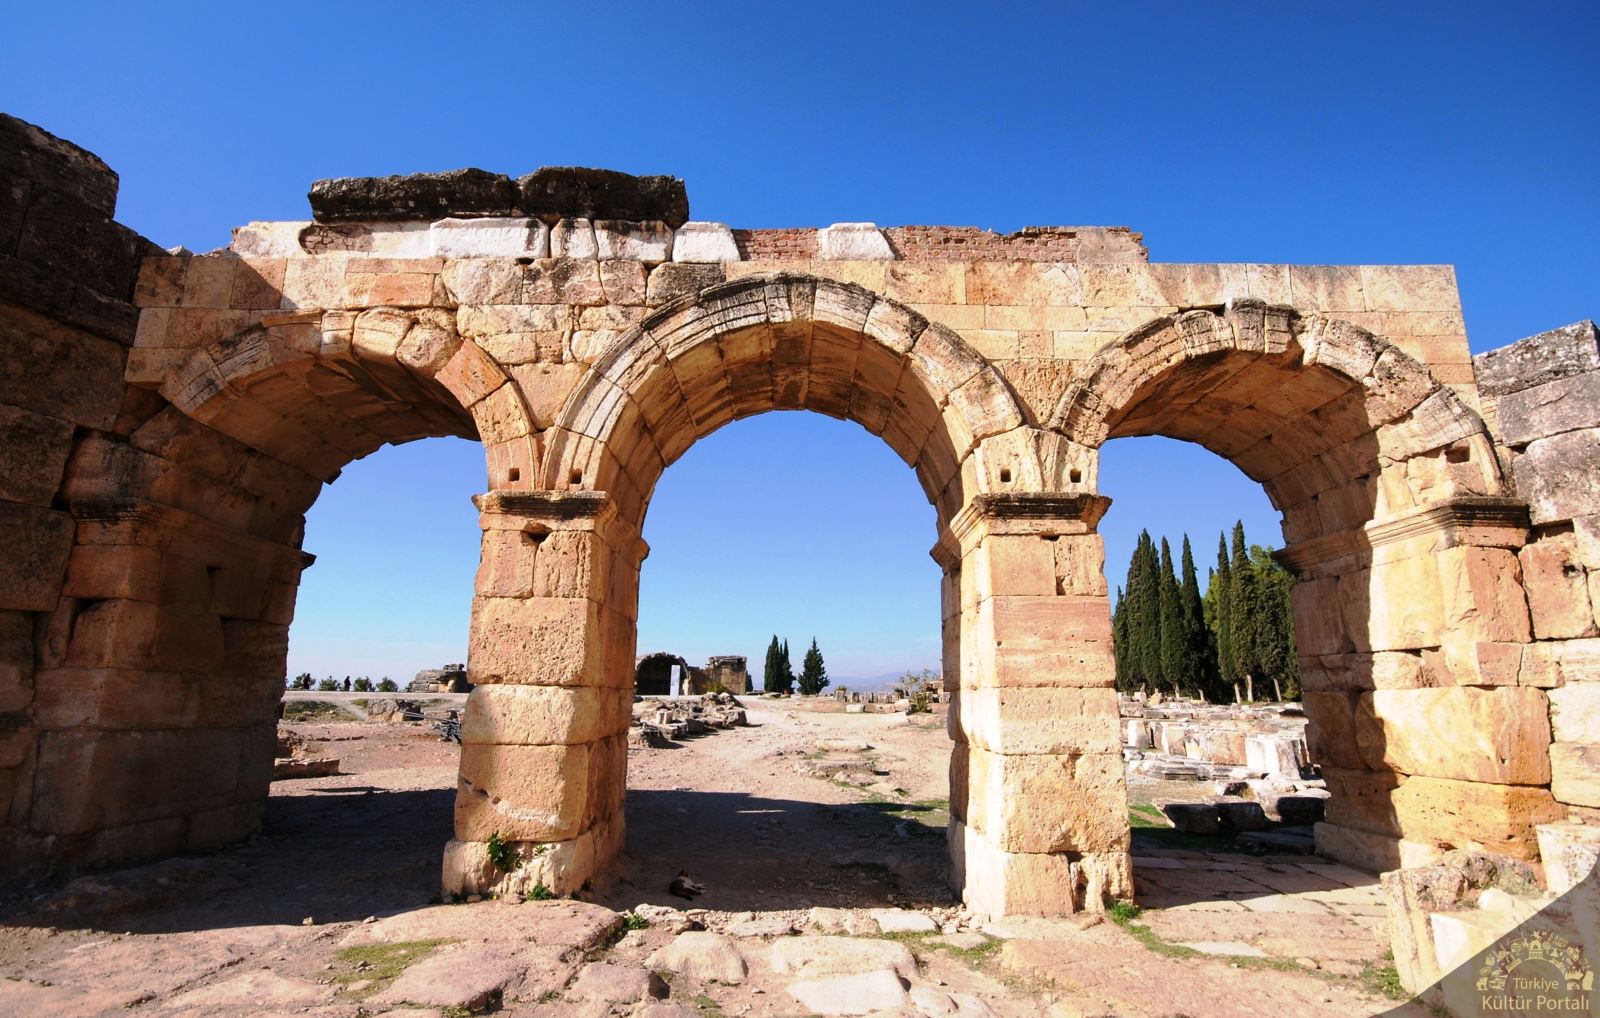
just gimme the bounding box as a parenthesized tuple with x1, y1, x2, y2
(1274, 494, 1531, 579)
(933, 492, 1112, 565)
(473, 488, 648, 565)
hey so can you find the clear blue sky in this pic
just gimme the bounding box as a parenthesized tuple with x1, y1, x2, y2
(6, 3, 1594, 682)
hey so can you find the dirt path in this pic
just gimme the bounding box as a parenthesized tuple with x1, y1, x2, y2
(0, 697, 1426, 1017)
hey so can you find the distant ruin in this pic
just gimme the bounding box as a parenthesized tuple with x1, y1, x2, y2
(634, 652, 749, 696)
(1, 112, 1596, 923)
(408, 663, 471, 694)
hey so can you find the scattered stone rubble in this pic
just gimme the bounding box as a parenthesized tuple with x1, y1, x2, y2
(629, 692, 748, 747)
(271, 729, 339, 780)
(1382, 822, 1600, 1012)
(1121, 694, 1330, 848)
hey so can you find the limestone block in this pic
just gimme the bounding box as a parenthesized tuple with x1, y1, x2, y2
(523, 258, 606, 306)
(62, 599, 227, 673)
(0, 502, 69, 612)
(1436, 545, 1532, 644)
(968, 595, 1115, 689)
(1537, 822, 1600, 897)
(817, 223, 893, 261)
(1557, 639, 1600, 684)
(429, 217, 549, 258)
(1291, 577, 1351, 656)
(454, 741, 590, 841)
(1354, 687, 1551, 784)
(592, 220, 672, 263)
(1496, 372, 1600, 446)
(583, 734, 627, 828)
(1316, 822, 1444, 872)
(1340, 556, 1445, 652)
(1551, 743, 1600, 808)
(958, 686, 1120, 756)
(1550, 684, 1600, 744)
(467, 595, 609, 687)
(1473, 320, 1599, 398)
(1519, 535, 1598, 640)
(1359, 265, 1460, 314)
(646, 262, 724, 306)
(551, 218, 597, 259)
(440, 257, 522, 305)
(966, 745, 1128, 854)
(670, 222, 738, 263)
(229, 221, 309, 258)
(460, 684, 627, 746)
(1513, 430, 1600, 525)
(599, 259, 647, 307)
(0, 404, 73, 508)
(956, 820, 1131, 916)
(30, 727, 244, 834)
(440, 831, 597, 898)
(344, 266, 435, 307)
(435, 339, 508, 408)
(974, 535, 1057, 598)
(0, 304, 126, 431)
(1244, 734, 1305, 778)
(1324, 767, 1564, 858)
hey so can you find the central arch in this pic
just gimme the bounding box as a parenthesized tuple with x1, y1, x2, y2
(445, 275, 1135, 916)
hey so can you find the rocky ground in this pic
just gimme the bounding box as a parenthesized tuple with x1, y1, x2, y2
(0, 697, 1429, 1017)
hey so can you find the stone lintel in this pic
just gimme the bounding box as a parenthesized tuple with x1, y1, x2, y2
(1275, 495, 1531, 576)
(936, 493, 1112, 564)
(68, 497, 315, 570)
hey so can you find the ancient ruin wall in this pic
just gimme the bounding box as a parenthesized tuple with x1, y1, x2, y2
(1474, 322, 1600, 821)
(0, 113, 1585, 918)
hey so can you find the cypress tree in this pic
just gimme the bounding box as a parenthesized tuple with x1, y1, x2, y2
(1210, 534, 1236, 688)
(778, 638, 795, 694)
(799, 637, 829, 695)
(1132, 532, 1162, 688)
(1157, 538, 1185, 695)
(1249, 546, 1301, 700)
(1112, 586, 1132, 691)
(1179, 536, 1212, 696)
(1228, 522, 1261, 697)
(763, 635, 782, 694)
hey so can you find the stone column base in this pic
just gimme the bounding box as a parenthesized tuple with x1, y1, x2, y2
(442, 811, 624, 900)
(950, 819, 1131, 917)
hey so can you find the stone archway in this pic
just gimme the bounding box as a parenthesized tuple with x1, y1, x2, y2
(1052, 300, 1558, 870)
(444, 274, 1134, 916)
(635, 651, 692, 696)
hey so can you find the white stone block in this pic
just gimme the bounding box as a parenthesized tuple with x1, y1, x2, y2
(230, 221, 311, 258)
(362, 222, 435, 257)
(552, 218, 598, 259)
(594, 220, 673, 263)
(430, 217, 549, 258)
(672, 221, 740, 263)
(818, 222, 894, 261)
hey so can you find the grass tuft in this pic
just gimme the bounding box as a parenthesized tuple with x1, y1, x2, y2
(331, 938, 454, 995)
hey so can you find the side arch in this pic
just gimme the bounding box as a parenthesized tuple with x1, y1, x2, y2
(537, 274, 1080, 528)
(155, 307, 537, 483)
(1049, 299, 1506, 545)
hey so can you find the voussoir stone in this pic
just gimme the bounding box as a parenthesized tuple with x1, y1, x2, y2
(308, 168, 516, 222)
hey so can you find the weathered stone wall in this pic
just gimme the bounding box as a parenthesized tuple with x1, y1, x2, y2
(1475, 322, 1600, 820)
(3, 114, 1588, 918)
(0, 114, 344, 880)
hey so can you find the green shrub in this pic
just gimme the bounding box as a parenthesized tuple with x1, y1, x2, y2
(485, 831, 519, 872)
